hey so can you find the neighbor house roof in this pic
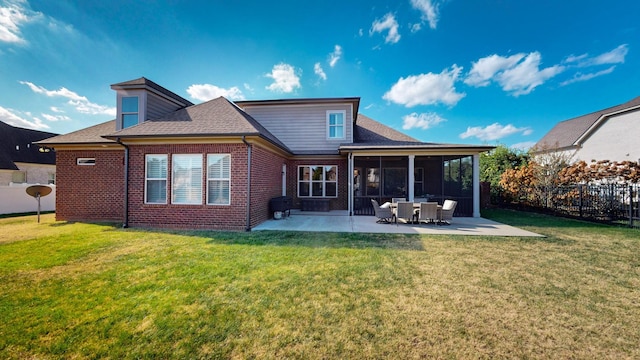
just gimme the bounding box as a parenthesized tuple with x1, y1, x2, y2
(104, 97, 291, 153)
(535, 95, 640, 152)
(0, 121, 57, 170)
(111, 77, 194, 107)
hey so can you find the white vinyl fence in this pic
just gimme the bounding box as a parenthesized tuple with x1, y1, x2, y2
(0, 184, 56, 215)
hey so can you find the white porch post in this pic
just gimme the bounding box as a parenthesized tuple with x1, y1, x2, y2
(348, 153, 353, 216)
(408, 155, 415, 202)
(473, 153, 480, 218)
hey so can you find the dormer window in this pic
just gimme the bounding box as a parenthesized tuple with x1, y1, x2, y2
(122, 96, 139, 128)
(327, 110, 346, 140)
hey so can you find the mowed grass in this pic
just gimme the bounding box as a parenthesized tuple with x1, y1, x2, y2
(0, 211, 639, 359)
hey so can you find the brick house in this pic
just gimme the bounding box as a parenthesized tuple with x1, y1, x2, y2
(38, 77, 493, 230)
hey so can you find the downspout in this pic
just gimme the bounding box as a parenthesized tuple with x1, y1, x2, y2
(116, 138, 129, 228)
(242, 136, 252, 231)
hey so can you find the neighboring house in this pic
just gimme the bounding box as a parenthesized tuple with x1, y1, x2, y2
(38, 77, 493, 231)
(0, 120, 57, 186)
(535, 96, 640, 163)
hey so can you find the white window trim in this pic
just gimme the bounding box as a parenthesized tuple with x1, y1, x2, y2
(145, 154, 168, 205)
(326, 110, 346, 140)
(171, 154, 203, 205)
(77, 158, 95, 166)
(206, 154, 231, 206)
(297, 165, 338, 198)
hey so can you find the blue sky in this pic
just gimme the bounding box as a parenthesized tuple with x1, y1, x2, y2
(1, 0, 638, 149)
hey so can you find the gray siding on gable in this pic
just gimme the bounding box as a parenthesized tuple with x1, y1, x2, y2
(146, 92, 185, 120)
(242, 104, 353, 154)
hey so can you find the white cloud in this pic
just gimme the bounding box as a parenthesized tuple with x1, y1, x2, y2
(383, 65, 465, 107)
(592, 44, 628, 65)
(41, 113, 71, 122)
(266, 63, 301, 93)
(0, 0, 41, 44)
(566, 44, 629, 67)
(560, 66, 616, 86)
(370, 13, 400, 44)
(314, 62, 327, 81)
(402, 112, 446, 130)
(186, 83, 245, 101)
(20, 81, 116, 116)
(328, 45, 342, 67)
(50, 106, 64, 113)
(464, 54, 525, 87)
(465, 52, 564, 96)
(497, 53, 564, 96)
(459, 123, 532, 141)
(67, 100, 116, 116)
(0, 106, 49, 130)
(410, 23, 422, 33)
(410, 0, 439, 29)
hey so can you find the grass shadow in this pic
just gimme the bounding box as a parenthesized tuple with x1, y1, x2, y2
(189, 230, 426, 251)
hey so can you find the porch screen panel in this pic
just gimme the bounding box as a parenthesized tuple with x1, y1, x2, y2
(172, 154, 203, 204)
(145, 154, 167, 204)
(207, 154, 231, 205)
(366, 168, 380, 196)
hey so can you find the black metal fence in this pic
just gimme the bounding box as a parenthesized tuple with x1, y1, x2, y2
(502, 184, 639, 228)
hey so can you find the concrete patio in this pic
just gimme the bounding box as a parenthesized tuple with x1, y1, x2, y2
(253, 210, 543, 237)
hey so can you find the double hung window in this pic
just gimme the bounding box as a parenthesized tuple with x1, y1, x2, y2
(327, 111, 345, 139)
(122, 96, 139, 129)
(207, 154, 231, 205)
(145, 154, 167, 204)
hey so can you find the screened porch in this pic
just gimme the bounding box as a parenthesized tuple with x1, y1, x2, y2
(352, 155, 475, 216)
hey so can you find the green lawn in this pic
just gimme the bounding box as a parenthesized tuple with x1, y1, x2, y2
(1, 211, 639, 359)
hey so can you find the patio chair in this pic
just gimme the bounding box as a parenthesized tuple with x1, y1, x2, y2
(395, 201, 415, 225)
(418, 202, 438, 224)
(371, 199, 394, 223)
(413, 197, 428, 203)
(440, 200, 457, 225)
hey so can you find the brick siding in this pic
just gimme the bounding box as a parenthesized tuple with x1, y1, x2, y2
(55, 150, 125, 222)
(56, 145, 348, 230)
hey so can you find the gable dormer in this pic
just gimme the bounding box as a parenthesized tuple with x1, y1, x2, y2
(111, 77, 194, 131)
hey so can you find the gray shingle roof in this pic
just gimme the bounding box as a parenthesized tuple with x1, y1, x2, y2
(105, 97, 291, 152)
(354, 114, 418, 143)
(111, 77, 193, 107)
(342, 114, 494, 152)
(536, 95, 640, 151)
(0, 121, 57, 170)
(37, 120, 118, 146)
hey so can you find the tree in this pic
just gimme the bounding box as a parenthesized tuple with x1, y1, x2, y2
(480, 145, 529, 202)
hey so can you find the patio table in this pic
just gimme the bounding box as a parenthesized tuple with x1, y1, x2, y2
(390, 202, 442, 223)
